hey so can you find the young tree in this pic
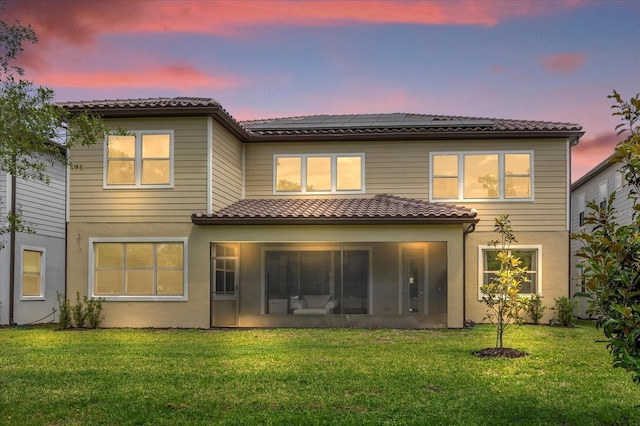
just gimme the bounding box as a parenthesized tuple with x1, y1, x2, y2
(573, 90, 640, 384)
(0, 11, 106, 248)
(480, 215, 528, 352)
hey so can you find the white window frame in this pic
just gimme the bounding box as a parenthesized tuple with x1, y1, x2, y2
(103, 130, 175, 189)
(20, 246, 45, 300)
(615, 170, 624, 189)
(578, 193, 586, 227)
(273, 153, 365, 194)
(88, 237, 188, 301)
(430, 151, 534, 202)
(212, 243, 239, 300)
(477, 244, 542, 300)
(599, 180, 608, 209)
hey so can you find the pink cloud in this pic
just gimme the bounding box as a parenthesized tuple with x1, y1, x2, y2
(541, 53, 586, 75)
(34, 65, 243, 90)
(5, 0, 585, 44)
(572, 131, 620, 181)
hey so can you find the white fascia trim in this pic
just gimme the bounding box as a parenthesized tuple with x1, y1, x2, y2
(207, 117, 213, 214)
(566, 139, 571, 231)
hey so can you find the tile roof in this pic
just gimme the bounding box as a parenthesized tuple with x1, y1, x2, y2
(59, 97, 583, 142)
(192, 194, 478, 225)
(241, 113, 583, 138)
(58, 97, 222, 110)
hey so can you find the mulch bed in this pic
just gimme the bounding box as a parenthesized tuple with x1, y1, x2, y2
(472, 347, 529, 358)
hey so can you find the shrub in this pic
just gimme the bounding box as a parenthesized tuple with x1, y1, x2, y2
(524, 294, 546, 325)
(552, 296, 577, 326)
(84, 296, 103, 329)
(72, 292, 87, 328)
(56, 292, 72, 329)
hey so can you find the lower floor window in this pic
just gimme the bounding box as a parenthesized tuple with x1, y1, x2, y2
(22, 247, 45, 299)
(479, 245, 541, 296)
(91, 238, 187, 300)
(265, 249, 369, 314)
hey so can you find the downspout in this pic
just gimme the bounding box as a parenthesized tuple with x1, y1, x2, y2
(462, 221, 477, 327)
(8, 170, 16, 325)
(567, 136, 578, 299)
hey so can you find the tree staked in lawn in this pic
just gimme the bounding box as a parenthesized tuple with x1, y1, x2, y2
(477, 214, 528, 358)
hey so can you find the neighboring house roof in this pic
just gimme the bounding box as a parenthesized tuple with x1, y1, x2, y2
(192, 194, 479, 225)
(58, 97, 584, 143)
(571, 153, 616, 191)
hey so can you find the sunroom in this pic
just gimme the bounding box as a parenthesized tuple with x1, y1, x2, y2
(191, 195, 478, 329)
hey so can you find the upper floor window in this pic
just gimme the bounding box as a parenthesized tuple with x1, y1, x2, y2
(578, 193, 586, 227)
(430, 151, 533, 201)
(599, 181, 608, 209)
(274, 154, 364, 194)
(105, 131, 174, 188)
(615, 170, 624, 189)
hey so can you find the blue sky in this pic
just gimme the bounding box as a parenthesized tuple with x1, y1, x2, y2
(5, 0, 639, 180)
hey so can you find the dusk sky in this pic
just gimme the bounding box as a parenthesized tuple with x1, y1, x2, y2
(4, 0, 639, 181)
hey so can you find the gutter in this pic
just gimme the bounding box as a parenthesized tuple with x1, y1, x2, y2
(244, 130, 586, 144)
(191, 215, 480, 226)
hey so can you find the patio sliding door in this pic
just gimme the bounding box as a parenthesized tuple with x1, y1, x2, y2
(264, 247, 369, 315)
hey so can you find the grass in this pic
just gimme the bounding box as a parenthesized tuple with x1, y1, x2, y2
(1, 321, 639, 425)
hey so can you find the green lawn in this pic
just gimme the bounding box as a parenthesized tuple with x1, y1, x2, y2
(1, 322, 638, 425)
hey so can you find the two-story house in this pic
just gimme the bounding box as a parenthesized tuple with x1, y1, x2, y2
(570, 154, 630, 317)
(60, 98, 583, 329)
(0, 157, 66, 325)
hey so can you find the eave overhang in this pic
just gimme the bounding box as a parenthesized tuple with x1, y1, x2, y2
(191, 214, 479, 226)
(243, 129, 585, 143)
(191, 195, 479, 227)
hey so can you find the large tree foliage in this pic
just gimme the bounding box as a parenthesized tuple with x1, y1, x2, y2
(0, 11, 105, 247)
(573, 91, 640, 384)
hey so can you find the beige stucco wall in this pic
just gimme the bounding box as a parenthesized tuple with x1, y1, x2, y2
(68, 222, 467, 329)
(463, 230, 570, 324)
(66, 222, 210, 328)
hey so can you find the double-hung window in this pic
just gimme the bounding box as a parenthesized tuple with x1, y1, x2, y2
(577, 193, 586, 227)
(90, 238, 187, 301)
(105, 131, 174, 188)
(599, 181, 608, 209)
(21, 247, 45, 300)
(479, 245, 541, 298)
(431, 151, 533, 201)
(274, 154, 364, 194)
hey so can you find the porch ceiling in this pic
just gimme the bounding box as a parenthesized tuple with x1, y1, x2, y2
(192, 194, 478, 225)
